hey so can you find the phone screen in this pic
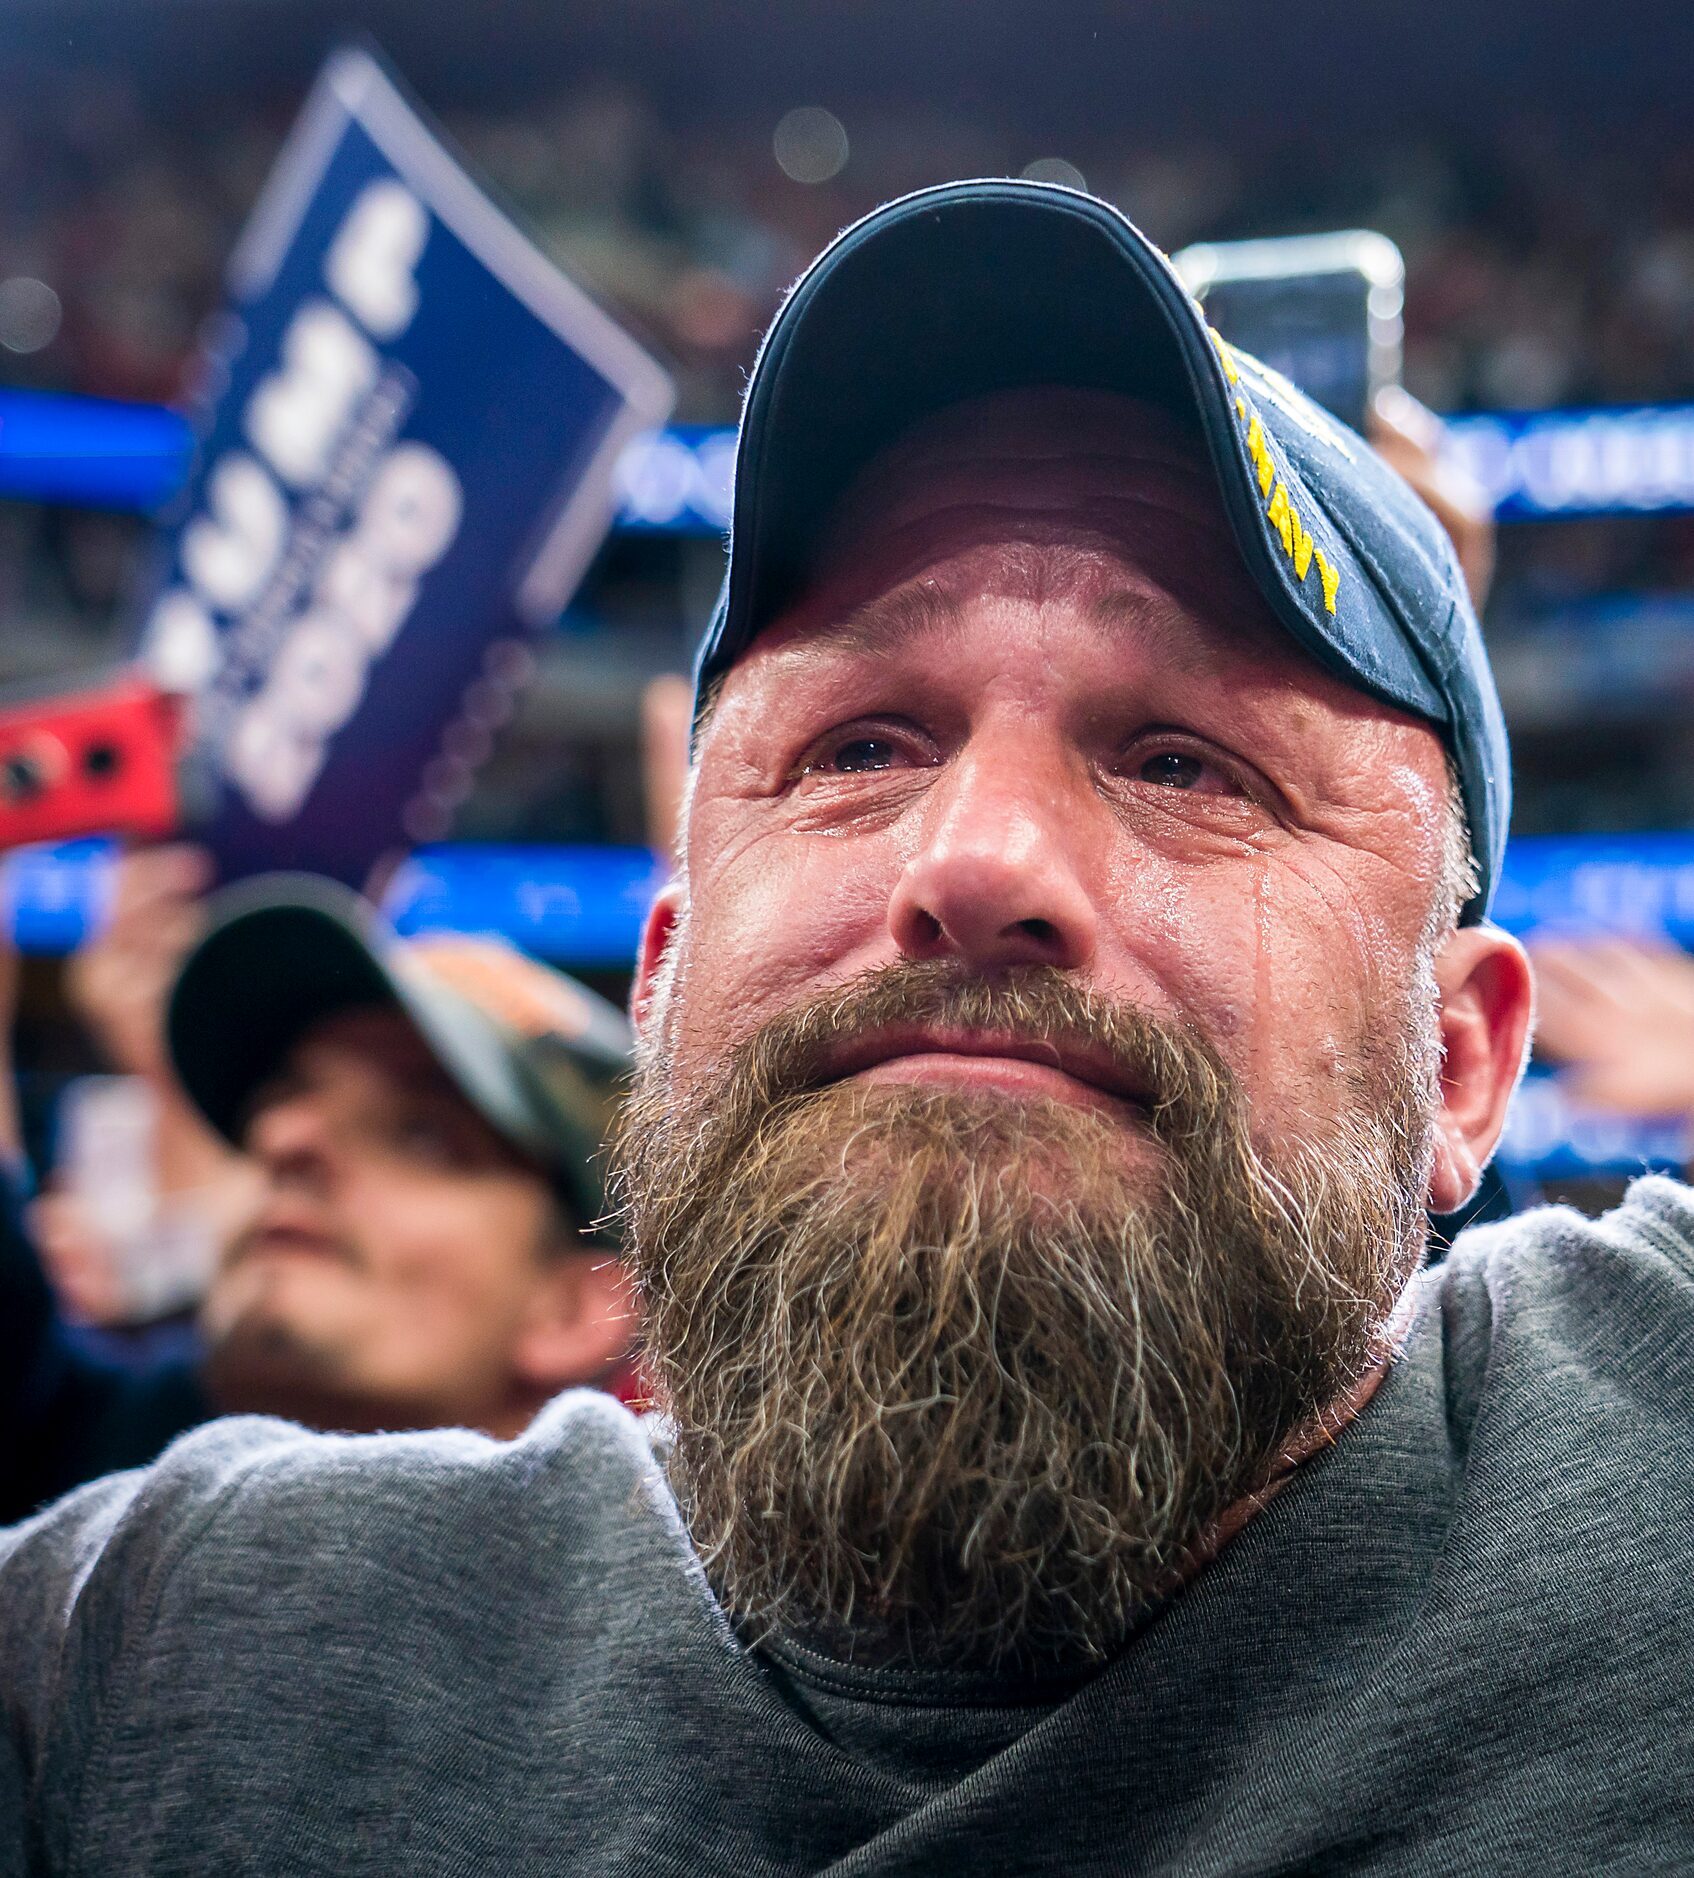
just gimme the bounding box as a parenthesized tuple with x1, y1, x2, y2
(1199, 271, 1377, 433)
(1174, 231, 1404, 438)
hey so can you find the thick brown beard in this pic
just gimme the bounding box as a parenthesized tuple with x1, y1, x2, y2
(613, 960, 1435, 1673)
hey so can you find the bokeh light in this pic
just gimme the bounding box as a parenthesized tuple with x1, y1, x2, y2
(0, 277, 62, 353)
(1020, 157, 1087, 191)
(773, 107, 849, 184)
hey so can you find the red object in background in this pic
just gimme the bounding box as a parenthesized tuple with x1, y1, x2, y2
(0, 674, 182, 852)
(603, 1353, 652, 1414)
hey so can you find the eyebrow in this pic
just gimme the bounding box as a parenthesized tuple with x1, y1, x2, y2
(801, 582, 964, 659)
(789, 572, 1245, 685)
(1085, 588, 1238, 676)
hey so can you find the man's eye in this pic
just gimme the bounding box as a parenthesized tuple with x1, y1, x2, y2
(834, 737, 897, 772)
(392, 1112, 461, 1161)
(1140, 751, 1207, 790)
(810, 735, 903, 774)
(1132, 748, 1246, 797)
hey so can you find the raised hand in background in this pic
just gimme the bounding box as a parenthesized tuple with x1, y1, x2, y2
(36, 843, 258, 1327)
(68, 843, 213, 1079)
(1369, 385, 1497, 613)
(1530, 934, 1694, 1121)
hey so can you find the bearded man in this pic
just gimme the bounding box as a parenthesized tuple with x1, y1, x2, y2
(4, 183, 1691, 1875)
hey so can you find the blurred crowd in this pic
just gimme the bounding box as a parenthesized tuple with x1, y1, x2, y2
(0, 685, 700, 1522)
(4, 77, 1693, 831)
(0, 843, 643, 1522)
(7, 72, 1694, 1530)
(3, 75, 1693, 423)
(8, 388, 1694, 1530)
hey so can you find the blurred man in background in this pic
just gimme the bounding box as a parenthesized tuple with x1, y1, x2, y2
(1, 867, 635, 1522)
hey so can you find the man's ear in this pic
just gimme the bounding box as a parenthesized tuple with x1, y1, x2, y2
(1427, 923, 1535, 1214)
(512, 1253, 636, 1398)
(631, 881, 684, 1042)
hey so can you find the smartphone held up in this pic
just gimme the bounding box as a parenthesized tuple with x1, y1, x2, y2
(0, 674, 183, 855)
(1173, 229, 1405, 435)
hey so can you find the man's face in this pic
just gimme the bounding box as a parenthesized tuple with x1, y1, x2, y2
(665, 390, 1458, 1131)
(621, 388, 1496, 1669)
(201, 1005, 562, 1436)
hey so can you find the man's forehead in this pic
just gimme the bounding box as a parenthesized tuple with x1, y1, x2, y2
(779, 543, 1288, 684)
(291, 1005, 446, 1083)
(816, 387, 1219, 559)
(753, 387, 1302, 685)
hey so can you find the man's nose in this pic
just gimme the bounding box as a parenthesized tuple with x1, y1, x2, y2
(245, 1094, 334, 1189)
(886, 743, 1098, 972)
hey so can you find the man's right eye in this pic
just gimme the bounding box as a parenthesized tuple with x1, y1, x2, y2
(825, 736, 898, 773)
(793, 718, 937, 781)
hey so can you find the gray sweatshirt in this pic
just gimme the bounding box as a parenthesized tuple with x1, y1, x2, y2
(5, 1179, 1694, 1875)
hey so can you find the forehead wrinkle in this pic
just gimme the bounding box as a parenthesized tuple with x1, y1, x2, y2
(779, 544, 1127, 673)
(790, 538, 1264, 683)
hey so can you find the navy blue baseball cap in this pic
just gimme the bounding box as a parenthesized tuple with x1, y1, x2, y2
(694, 180, 1509, 924)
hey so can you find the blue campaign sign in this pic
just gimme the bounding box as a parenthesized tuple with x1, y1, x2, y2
(134, 47, 672, 884)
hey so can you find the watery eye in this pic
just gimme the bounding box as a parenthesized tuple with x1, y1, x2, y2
(1139, 751, 1207, 790)
(826, 736, 900, 773)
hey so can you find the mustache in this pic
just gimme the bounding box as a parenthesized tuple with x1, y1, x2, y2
(690, 957, 1236, 1147)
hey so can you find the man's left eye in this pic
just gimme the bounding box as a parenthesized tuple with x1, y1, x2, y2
(800, 725, 930, 776)
(1140, 752, 1207, 790)
(1130, 747, 1247, 798)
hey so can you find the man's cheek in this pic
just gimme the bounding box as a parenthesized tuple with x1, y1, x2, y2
(684, 835, 904, 1025)
(1137, 861, 1371, 1111)
(1130, 889, 1267, 1083)
(1232, 861, 1423, 1131)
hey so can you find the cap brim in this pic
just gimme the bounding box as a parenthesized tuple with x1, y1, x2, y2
(168, 877, 398, 1146)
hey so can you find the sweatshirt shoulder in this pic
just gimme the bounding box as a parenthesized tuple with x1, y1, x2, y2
(146, 1387, 665, 1563)
(1431, 1174, 1694, 1437)
(2, 1396, 679, 1868)
(1444, 1173, 1694, 1301)
(3, 1389, 666, 1703)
